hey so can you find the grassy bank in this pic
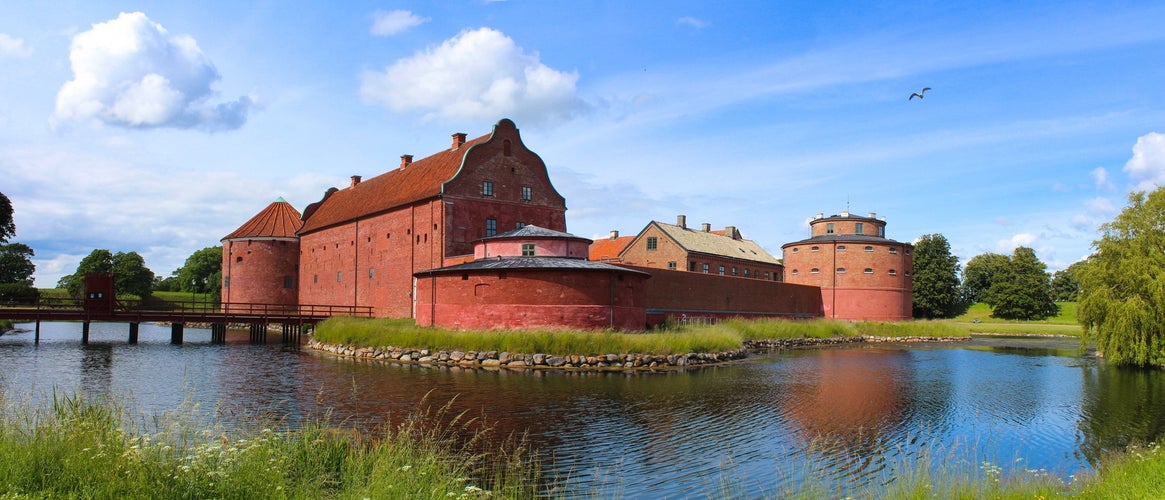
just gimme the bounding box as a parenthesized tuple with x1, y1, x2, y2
(945, 302, 1083, 337)
(0, 389, 537, 499)
(314, 317, 967, 357)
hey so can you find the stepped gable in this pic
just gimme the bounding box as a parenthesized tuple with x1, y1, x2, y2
(222, 197, 302, 240)
(654, 221, 781, 264)
(298, 132, 491, 235)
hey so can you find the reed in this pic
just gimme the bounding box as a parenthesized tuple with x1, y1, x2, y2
(0, 388, 539, 499)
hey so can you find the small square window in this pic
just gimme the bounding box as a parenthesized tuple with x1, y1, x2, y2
(826, 223, 834, 234)
(744, 269, 751, 277)
(646, 236, 658, 250)
(482, 180, 494, 196)
(668, 261, 677, 270)
(522, 243, 535, 256)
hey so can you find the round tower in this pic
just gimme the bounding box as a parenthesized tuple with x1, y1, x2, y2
(221, 198, 302, 312)
(781, 211, 913, 321)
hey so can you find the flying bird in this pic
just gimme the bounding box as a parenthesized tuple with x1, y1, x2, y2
(909, 87, 931, 100)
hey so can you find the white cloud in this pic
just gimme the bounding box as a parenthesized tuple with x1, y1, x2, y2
(0, 33, 32, 58)
(995, 233, 1037, 253)
(1091, 166, 1115, 191)
(1085, 196, 1116, 214)
(360, 27, 582, 125)
(52, 11, 254, 131)
(1123, 132, 1165, 192)
(677, 17, 709, 29)
(1070, 214, 1093, 232)
(370, 10, 429, 36)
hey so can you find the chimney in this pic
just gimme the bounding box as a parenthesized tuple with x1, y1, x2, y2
(609, 230, 619, 240)
(815, 212, 824, 219)
(725, 226, 737, 239)
(841, 210, 850, 217)
(868, 212, 876, 218)
(452, 132, 467, 150)
(677, 215, 687, 229)
(701, 223, 711, 232)
(350, 175, 362, 188)
(399, 155, 413, 169)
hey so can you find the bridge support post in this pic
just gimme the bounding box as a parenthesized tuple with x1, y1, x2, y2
(249, 323, 265, 344)
(211, 323, 226, 344)
(281, 323, 301, 346)
(34, 320, 40, 344)
(170, 322, 184, 345)
(128, 323, 139, 344)
(82, 321, 90, 344)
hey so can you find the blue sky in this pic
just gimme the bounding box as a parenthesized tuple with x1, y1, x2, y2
(2, 1, 1164, 287)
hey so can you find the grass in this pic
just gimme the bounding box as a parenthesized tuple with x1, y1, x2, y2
(0, 388, 539, 499)
(944, 302, 1084, 337)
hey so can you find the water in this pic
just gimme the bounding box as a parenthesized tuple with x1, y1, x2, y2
(2, 321, 1163, 498)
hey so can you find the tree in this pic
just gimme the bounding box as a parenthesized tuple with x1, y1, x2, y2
(986, 246, 1058, 320)
(0, 192, 14, 244)
(912, 233, 962, 319)
(0, 243, 36, 283)
(62, 249, 155, 298)
(1051, 260, 1086, 302)
(960, 252, 1009, 304)
(1079, 189, 1165, 367)
(175, 247, 222, 294)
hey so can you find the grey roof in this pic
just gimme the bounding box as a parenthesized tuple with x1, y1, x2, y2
(782, 234, 911, 247)
(416, 256, 650, 276)
(481, 224, 591, 243)
(653, 222, 782, 265)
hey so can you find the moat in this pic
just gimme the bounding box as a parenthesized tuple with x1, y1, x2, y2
(2, 322, 1163, 498)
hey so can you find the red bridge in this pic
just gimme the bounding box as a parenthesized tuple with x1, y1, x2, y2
(0, 295, 371, 345)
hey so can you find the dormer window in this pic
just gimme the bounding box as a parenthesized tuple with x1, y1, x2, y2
(522, 243, 535, 256)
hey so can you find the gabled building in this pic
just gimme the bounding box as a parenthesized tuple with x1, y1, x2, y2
(616, 215, 784, 281)
(588, 230, 635, 263)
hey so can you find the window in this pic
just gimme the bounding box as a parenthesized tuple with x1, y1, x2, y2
(810, 268, 820, 274)
(521, 186, 532, 201)
(826, 223, 834, 234)
(689, 261, 696, 271)
(236, 256, 243, 263)
(668, 261, 677, 270)
(792, 247, 799, 253)
(224, 277, 230, 288)
(284, 276, 295, 288)
(879, 226, 885, 237)
(337, 271, 342, 282)
(646, 236, 658, 250)
(313, 274, 318, 284)
(838, 245, 847, 251)
(732, 267, 738, 276)
(522, 243, 535, 256)
(864, 268, 874, 274)
(905, 249, 912, 256)
(855, 222, 864, 235)
(369, 268, 375, 279)
(889, 269, 898, 276)
(811, 246, 820, 252)
(515, 221, 525, 229)
(890, 248, 898, 254)
(837, 267, 846, 273)
(792, 269, 799, 275)
(718, 265, 725, 275)
(486, 218, 497, 237)
(482, 180, 494, 196)
(703, 264, 710, 273)
(864, 246, 874, 252)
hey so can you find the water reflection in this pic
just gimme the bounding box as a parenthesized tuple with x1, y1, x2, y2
(2, 322, 1164, 498)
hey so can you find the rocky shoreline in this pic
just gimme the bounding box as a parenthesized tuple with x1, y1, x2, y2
(307, 334, 971, 371)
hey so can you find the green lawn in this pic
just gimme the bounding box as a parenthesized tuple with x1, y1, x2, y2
(944, 302, 1083, 337)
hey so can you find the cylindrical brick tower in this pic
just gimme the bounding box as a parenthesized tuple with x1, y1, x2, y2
(781, 211, 913, 321)
(221, 198, 302, 312)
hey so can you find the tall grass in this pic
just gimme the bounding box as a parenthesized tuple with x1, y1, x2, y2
(0, 388, 539, 499)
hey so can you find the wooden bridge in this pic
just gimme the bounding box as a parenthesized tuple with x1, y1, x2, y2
(0, 296, 372, 345)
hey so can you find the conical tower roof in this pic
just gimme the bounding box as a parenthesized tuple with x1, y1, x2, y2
(222, 198, 303, 240)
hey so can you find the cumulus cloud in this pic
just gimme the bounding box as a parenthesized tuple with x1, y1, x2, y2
(52, 12, 254, 131)
(1085, 196, 1116, 214)
(0, 33, 32, 58)
(995, 233, 1037, 253)
(677, 16, 709, 29)
(360, 27, 582, 125)
(1123, 132, 1165, 191)
(1091, 166, 1115, 191)
(370, 10, 429, 36)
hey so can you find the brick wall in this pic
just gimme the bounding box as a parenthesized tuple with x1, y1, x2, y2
(623, 265, 824, 325)
(222, 239, 299, 309)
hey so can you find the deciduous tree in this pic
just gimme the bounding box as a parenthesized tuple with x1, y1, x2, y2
(1051, 260, 1086, 302)
(0, 192, 14, 244)
(960, 252, 1009, 304)
(911, 233, 962, 319)
(0, 243, 35, 284)
(176, 247, 222, 294)
(63, 249, 155, 298)
(987, 246, 1057, 320)
(1079, 189, 1165, 367)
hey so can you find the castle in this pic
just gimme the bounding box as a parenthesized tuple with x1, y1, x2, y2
(221, 119, 912, 329)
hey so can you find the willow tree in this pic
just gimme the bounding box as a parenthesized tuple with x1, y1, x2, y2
(1079, 188, 1165, 367)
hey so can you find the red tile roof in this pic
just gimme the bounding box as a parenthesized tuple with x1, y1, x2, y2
(298, 134, 490, 235)
(223, 198, 303, 240)
(589, 235, 634, 262)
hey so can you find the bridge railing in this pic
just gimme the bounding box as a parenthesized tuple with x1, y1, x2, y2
(1, 296, 374, 320)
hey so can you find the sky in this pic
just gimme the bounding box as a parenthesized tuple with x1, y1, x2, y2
(2, 1, 1164, 288)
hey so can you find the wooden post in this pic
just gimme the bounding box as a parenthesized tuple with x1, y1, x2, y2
(34, 319, 40, 344)
(211, 323, 226, 344)
(82, 321, 90, 344)
(128, 322, 139, 344)
(170, 322, 183, 345)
